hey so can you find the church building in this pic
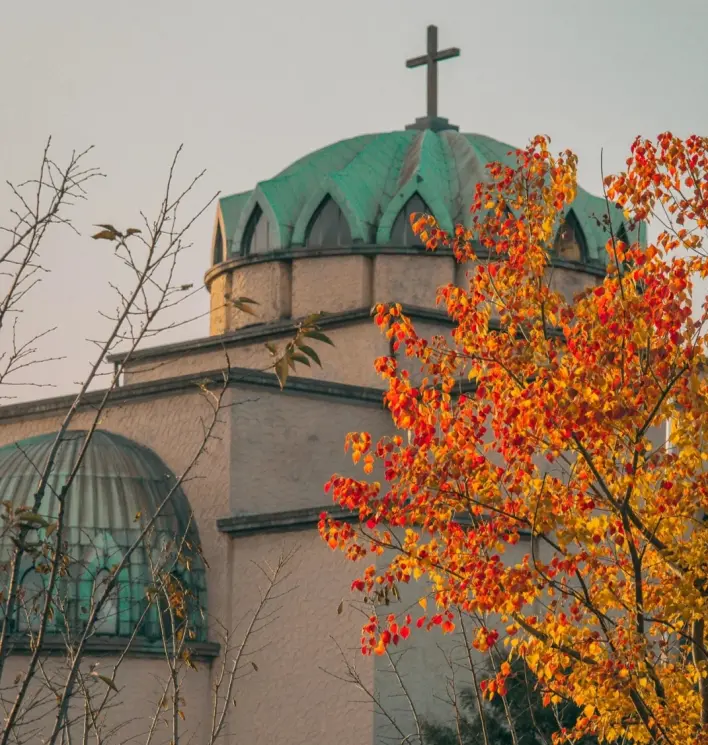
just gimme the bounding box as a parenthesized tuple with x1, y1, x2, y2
(0, 27, 635, 744)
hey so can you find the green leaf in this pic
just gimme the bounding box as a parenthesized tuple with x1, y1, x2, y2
(302, 330, 335, 346)
(298, 345, 322, 367)
(125, 228, 141, 236)
(290, 352, 311, 367)
(275, 356, 289, 389)
(234, 296, 258, 305)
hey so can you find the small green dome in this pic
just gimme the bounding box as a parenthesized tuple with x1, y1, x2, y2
(0, 431, 207, 642)
(213, 129, 643, 267)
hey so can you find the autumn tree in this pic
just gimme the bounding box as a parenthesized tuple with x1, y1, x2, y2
(321, 133, 708, 744)
(422, 655, 600, 745)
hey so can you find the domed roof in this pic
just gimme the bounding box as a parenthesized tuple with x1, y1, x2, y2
(0, 430, 206, 642)
(213, 129, 642, 268)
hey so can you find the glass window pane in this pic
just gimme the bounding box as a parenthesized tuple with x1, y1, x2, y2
(213, 223, 224, 264)
(553, 212, 585, 261)
(242, 206, 272, 255)
(18, 570, 45, 632)
(390, 194, 432, 246)
(306, 198, 351, 248)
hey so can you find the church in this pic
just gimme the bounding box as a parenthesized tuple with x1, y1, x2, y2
(0, 26, 636, 744)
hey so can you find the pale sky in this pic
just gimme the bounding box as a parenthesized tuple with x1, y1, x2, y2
(1, 0, 707, 401)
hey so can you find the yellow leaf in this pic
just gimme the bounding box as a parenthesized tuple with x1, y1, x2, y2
(418, 597, 427, 611)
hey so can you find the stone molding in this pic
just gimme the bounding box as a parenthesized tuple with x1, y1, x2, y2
(216, 505, 357, 536)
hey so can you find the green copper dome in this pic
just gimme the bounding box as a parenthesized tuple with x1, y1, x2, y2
(213, 129, 643, 268)
(0, 431, 207, 642)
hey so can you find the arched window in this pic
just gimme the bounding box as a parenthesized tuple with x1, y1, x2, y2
(390, 194, 433, 247)
(305, 197, 351, 248)
(242, 206, 272, 255)
(552, 211, 586, 262)
(89, 567, 120, 635)
(616, 223, 629, 246)
(17, 567, 46, 632)
(78, 534, 131, 636)
(212, 222, 225, 264)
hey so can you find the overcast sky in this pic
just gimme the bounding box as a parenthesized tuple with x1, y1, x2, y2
(1, 0, 707, 401)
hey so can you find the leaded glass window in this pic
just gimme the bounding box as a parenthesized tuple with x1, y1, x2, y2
(242, 206, 272, 255)
(213, 222, 224, 264)
(305, 197, 352, 248)
(552, 211, 586, 262)
(390, 194, 433, 247)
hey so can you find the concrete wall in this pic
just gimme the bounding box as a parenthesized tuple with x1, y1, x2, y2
(229, 386, 390, 515)
(228, 529, 374, 745)
(373, 254, 455, 309)
(3, 653, 212, 745)
(122, 320, 390, 390)
(292, 255, 372, 318)
(229, 260, 292, 328)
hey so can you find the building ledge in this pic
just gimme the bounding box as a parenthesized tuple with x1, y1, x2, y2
(0, 365, 390, 422)
(5, 635, 220, 660)
(216, 505, 357, 536)
(107, 304, 456, 366)
(216, 505, 534, 539)
(204, 244, 607, 286)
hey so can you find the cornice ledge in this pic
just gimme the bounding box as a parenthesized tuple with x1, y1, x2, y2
(216, 505, 357, 536)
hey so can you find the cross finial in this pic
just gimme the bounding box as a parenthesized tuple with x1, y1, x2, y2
(406, 25, 460, 122)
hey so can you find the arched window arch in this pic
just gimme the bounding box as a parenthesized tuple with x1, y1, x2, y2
(616, 223, 629, 246)
(305, 197, 352, 248)
(17, 567, 46, 632)
(552, 211, 587, 262)
(390, 194, 433, 247)
(242, 206, 272, 255)
(78, 535, 131, 637)
(212, 222, 225, 264)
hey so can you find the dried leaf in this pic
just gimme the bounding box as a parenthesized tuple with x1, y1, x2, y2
(16, 512, 49, 528)
(251, 661, 259, 672)
(337, 600, 344, 615)
(275, 356, 289, 389)
(91, 672, 118, 692)
(92, 229, 117, 241)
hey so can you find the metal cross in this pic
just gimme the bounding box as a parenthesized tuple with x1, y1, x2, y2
(405, 25, 460, 120)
